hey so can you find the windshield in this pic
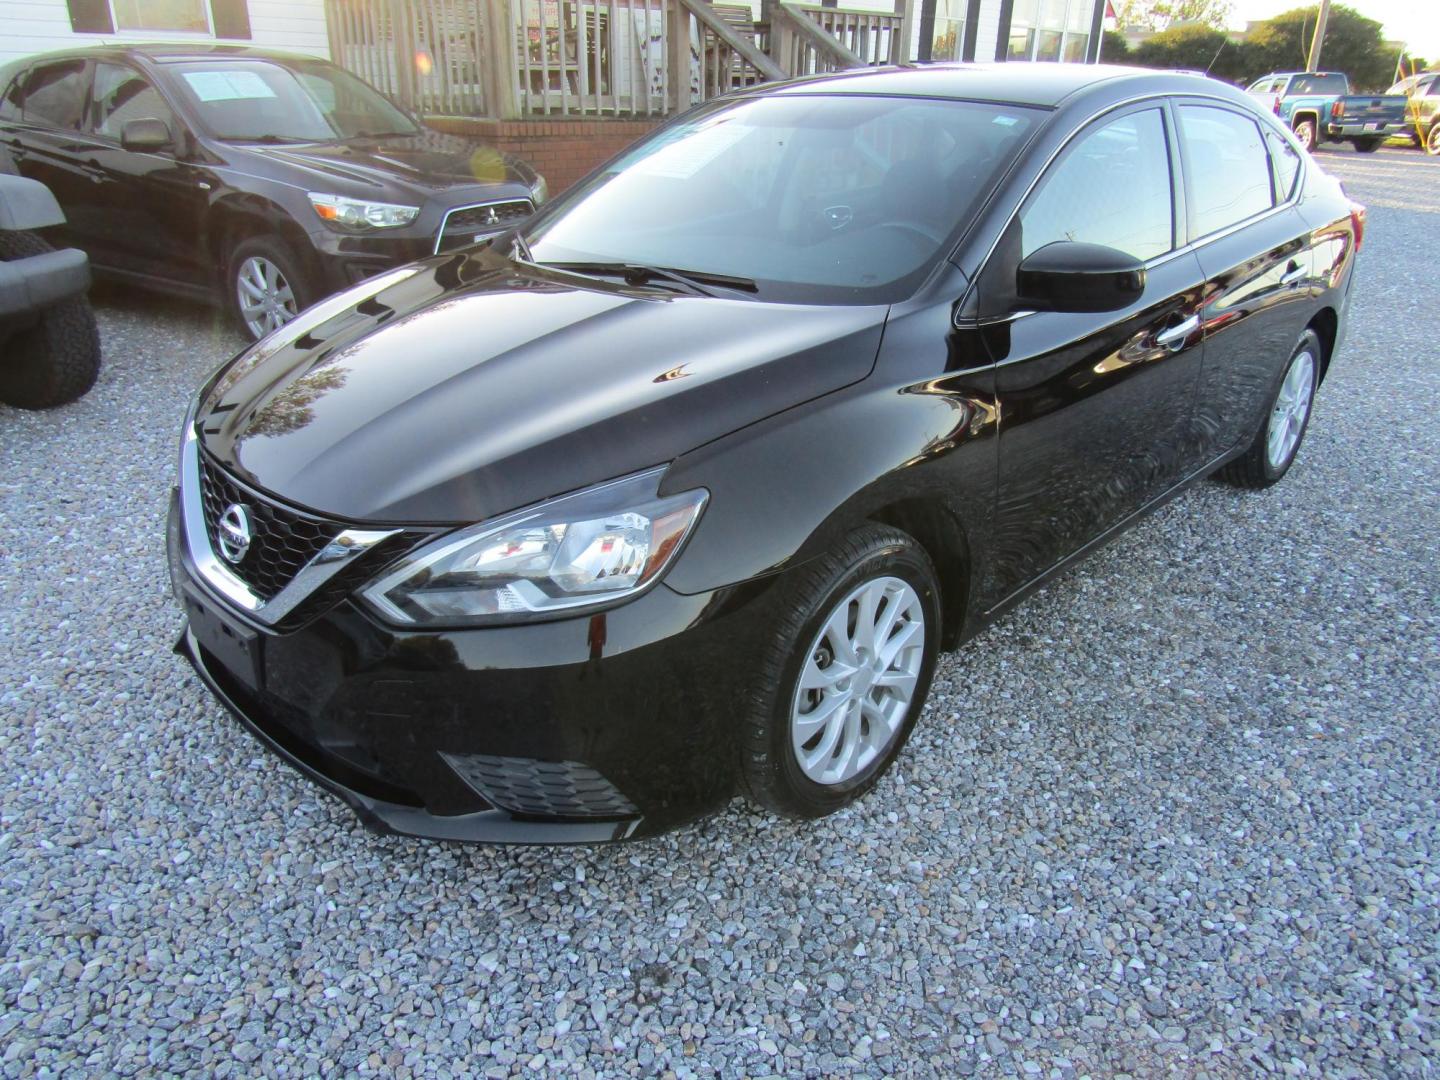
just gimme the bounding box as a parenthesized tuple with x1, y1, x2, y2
(1288, 73, 1348, 96)
(525, 94, 1040, 303)
(168, 60, 419, 142)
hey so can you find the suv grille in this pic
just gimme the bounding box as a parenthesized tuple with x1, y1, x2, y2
(199, 455, 337, 601)
(435, 199, 534, 253)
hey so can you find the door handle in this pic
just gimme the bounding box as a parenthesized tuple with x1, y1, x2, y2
(1154, 314, 1199, 351)
(1280, 261, 1306, 285)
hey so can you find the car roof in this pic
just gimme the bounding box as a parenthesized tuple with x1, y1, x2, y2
(763, 62, 1228, 109)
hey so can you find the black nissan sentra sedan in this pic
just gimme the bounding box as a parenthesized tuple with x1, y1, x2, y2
(0, 45, 545, 340)
(167, 64, 1363, 844)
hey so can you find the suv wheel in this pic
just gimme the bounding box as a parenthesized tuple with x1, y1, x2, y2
(227, 236, 315, 342)
(1428, 124, 1440, 156)
(738, 525, 941, 819)
(0, 231, 101, 409)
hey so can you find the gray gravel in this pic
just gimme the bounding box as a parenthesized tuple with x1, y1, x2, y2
(2, 145, 1437, 1079)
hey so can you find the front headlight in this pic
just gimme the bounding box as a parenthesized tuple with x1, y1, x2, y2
(308, 192, 420, 230)
(361, 468, 707, 626)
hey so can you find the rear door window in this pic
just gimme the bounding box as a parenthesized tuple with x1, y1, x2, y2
(21, 61, 88, 130)
(0, 74, 23, 122)
(1265, 128, 1302, 201)
(1177, 105, 1274, 240)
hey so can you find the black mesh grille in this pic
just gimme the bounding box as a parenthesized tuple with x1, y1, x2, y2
(436, 200, 534, 252)
(441, 754, 639, 819)
(199, 455, 337, 601)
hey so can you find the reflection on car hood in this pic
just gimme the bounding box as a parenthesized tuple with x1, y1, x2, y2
(255, 129, 534, 195)
(198, 251, 888, 524)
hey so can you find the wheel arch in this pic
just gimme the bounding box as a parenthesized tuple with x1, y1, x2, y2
(207, 194, 315, 287)
(1307, 306, 1339, 383)
(868, 498, 971, 650)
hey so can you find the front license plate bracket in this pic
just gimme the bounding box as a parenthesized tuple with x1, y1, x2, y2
(185, 592, 264, 693)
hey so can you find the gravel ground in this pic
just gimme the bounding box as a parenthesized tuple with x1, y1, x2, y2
(2, 145, 1437, 1079)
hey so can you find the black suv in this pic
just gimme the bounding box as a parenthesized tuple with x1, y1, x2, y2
(0, 45, 546, 339)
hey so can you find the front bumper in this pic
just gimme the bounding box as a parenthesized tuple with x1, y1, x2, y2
(167, 492, 777, 844)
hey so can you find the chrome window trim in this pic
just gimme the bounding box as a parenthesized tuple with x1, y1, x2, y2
(179, 425, 398, 625)
(433, 198, 535, 255)
(967, 88, 1308, 292)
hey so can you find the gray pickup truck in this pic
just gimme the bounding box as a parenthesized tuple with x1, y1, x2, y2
(0, 172, 101, 408)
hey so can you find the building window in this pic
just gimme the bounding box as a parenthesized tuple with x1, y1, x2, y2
(112, 0, 210, 32)
(929, 0, 968, 62)
(1008, 0, 1091, 62)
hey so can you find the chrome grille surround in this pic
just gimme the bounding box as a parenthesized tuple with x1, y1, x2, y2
(434, 198, 535, 254)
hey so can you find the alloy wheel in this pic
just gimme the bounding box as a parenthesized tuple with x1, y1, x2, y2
(1294, 119, 1317, 152)
(1429, 124, 1440, 156)
(236, 255, 298, 339)
(790, 575, 925, 786)
(1266, 348, 1316, 470)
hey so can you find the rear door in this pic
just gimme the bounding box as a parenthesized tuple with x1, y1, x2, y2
(1176, 103, 1318, 462)
(975, 103, 1208, 607)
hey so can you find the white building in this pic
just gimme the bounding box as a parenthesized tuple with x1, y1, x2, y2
(0, 0, 330, 66)
(917, 0, 1104, 64)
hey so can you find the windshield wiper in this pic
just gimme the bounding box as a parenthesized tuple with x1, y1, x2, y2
(227, 134, 316, 145)
(345, 129, 417, 140)
(538, 261, 757, 297)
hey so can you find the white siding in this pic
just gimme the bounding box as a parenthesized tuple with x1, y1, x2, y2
(973, 0, 1002, 62)
(0, 0, 330, 67)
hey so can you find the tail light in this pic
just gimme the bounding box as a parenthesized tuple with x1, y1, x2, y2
(1332, 100, 1345, 119)
(1273, 98, 1282, 115)
(1350, 201, 1367, 250)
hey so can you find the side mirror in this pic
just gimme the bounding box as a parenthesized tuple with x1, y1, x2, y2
(1016, 241, 1146, 314)
(120, 118, 172, 153)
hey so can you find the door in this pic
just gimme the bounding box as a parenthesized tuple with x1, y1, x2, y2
(1174, 103, 1319, 462)
(975, 104, 1208, 608)
(8, 60, 93, 251)
(82, 61, 211, 281)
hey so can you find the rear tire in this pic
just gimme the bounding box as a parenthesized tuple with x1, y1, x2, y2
(1216, 329, 1321, 489)
(0, 231, 101, 409)
(226, 234, 317, 342)
(1428, 124, 1440, 156)
(1292, 117, 1318, 152)
(738, 524, 942, 819)
(1351, 136, 1383, 153)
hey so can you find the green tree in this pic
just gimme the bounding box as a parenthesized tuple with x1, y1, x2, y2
(1132, 23, 1250, 80)
(1244, 6, 1395, 90)
(1096, 29, 1132, 63)
(1111, 0, 1232, 32)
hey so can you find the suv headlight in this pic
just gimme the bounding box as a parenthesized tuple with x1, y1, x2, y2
(308, 192, 420, 230)
(361, 468, 707, 626)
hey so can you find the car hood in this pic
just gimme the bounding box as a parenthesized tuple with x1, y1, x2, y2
(254, 129, 535, 196)
(197, 252, 888, 524)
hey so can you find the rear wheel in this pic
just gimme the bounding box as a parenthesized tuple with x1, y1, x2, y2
(738, 524, 941, 819)
(1350, 136, 1383, 153)
(1216, 329, 1321, 489)
(1428, 123, 1440, 156)
(0, 231, 101, 409)
(1292, 117, 1318, 152)
(226, 235, 316, 342)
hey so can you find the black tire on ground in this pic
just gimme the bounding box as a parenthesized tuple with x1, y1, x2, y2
(1351, 136, 1384, 153)
(225, 233, 318, 342)
(1216, 328, 1323, 490)
(1428, 124, 1440, 156)
(0, 230, 101, 409)
(1292, 117, 1318, 152)
(737, 524, 942, 819)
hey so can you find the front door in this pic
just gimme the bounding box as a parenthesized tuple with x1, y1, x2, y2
(974, 103, 1208, 609)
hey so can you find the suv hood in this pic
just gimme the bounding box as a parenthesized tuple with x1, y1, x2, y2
(198, 252, 887, 524)
(253, 129, 536, 196)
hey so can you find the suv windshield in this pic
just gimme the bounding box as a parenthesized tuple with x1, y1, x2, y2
(526, 94, 1040, 303)
(167, 59, 419, 142)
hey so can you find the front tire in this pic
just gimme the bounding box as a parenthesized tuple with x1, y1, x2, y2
(1292, 117, 1318, 152)
(1351, 136, 1383, 153)
(227, 235, 316, 342)
(738, 524, 942, 819)
(1428, 124, 1440, 156)
(0, 231, 101, 409)
(1216, 329, 1321, 489)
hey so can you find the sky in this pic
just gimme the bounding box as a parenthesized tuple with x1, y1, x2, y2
(1228, 0, 1440, 60)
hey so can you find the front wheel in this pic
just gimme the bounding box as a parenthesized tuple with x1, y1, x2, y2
(1292, 117, 1318, 152)
(227, 235, 317, 342)
(1351, 136, 1383, 153)
(738, 524, 942, 819)
(1428, 124, 1440, 156)
(1216, 329, 1321, 489)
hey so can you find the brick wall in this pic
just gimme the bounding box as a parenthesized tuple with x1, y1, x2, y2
(425, 118, 665, 195)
